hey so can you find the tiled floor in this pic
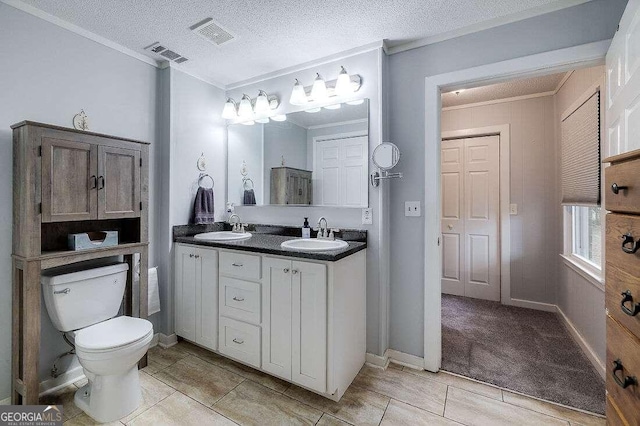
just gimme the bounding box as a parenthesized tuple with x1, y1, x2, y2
(45, 341, 606, 425)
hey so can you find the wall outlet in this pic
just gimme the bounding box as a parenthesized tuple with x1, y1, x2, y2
(362, 208, 373, 225)
(405, 201, 421, 217)
(510, 204, 518, 215)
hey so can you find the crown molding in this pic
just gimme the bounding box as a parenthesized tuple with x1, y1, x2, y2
(225, 40, 385, 91)
(160, 61, 225, 90)
(386, 0, 594, 55)
(442, 91, 555, 111)
(2, 0, 159, 67)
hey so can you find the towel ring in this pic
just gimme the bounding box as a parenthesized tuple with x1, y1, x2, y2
(198, 173, 214, 189)
(243, 177, 254, 190)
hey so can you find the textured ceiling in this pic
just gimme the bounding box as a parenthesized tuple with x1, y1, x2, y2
(18, 0, 571, 86)
(441, 72, 567, 107)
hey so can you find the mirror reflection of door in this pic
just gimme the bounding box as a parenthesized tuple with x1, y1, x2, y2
(441, 135, 500, 301)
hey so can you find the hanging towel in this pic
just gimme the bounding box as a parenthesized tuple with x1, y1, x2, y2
(243, 189, 256, 205)
(148, 267, 161, 316)
(193, 187, 215, 224)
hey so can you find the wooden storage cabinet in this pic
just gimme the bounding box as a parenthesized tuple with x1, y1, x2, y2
(270, 167, 313, 205)
(98, 145, 141, 219)
(604, 149, 640, 424)
(11, 121, 150, 405)
(174, 244, 218, 350)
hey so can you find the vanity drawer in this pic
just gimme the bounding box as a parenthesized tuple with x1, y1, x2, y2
(220, 277, 261, 324)
(606, 316, 640, 426)
(605, 157, 640, 214)
(606, 396, 627, 426)
(219, 317, 260, 368)
(606, 264, 640, 339)
(220, 251, 261, 281)
(606, 213, 640, 278)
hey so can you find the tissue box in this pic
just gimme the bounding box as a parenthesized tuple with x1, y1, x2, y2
(68, 231, 118, 251)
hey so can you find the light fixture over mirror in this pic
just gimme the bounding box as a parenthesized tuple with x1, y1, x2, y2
(289, 66, 362, 106)
(222, 91, 284, 125)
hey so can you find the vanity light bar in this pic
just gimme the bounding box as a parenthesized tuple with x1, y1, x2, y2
(222, 91, 286, 125)
(289, 67, 362, 106)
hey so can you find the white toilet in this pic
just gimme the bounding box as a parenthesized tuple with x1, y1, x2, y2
(41, 263, 154, 423)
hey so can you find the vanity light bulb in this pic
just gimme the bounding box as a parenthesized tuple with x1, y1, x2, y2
(255, 117, 269, 124)
(254, 91, 270, 114)
(238, 95, 254, 119)
(222, 99, 237, 119)
(290, 79, 308, 106)
(311, 73, 328, 102)
(240, 120, 255, 126)
(271, 114, 287, 121)
(335, 67, 352, 96)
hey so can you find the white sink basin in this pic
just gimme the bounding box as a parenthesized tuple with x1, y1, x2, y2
(194, 231, 252, 241)
(281, 239, 349, 252)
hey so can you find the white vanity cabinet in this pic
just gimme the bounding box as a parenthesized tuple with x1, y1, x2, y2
(174, 244, 219, 350)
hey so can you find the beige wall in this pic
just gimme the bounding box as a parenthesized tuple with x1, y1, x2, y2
(554, 65, 606, 366)
(441, 95, 560, 304)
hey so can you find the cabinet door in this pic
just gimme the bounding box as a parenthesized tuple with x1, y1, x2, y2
(195, 247, 218, 350)
(41, 137, 97, 222)
(262, 258, 293, 380)
(175, 245, 197, 341)
(98, 145, 141, 219)
(291, 261, 327, 392)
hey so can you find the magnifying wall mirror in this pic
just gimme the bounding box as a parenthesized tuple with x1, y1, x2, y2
(370, 142, 403, 187)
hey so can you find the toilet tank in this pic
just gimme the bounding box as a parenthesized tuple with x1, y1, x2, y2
(41, 263, 129, 332)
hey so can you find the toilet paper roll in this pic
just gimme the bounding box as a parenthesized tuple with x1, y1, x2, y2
(148, 267, 161, 316)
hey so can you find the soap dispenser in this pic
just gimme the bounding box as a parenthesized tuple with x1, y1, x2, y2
(302, 217, 311, 239)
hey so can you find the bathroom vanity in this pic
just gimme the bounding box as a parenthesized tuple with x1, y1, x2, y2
(173, 225, 367, 401)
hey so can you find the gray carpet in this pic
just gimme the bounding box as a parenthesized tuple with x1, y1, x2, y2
(441, 294, 605, 414)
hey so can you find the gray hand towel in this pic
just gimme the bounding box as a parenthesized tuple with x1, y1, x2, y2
(243, 189, 256, 205)
(193, 187, 215, 224)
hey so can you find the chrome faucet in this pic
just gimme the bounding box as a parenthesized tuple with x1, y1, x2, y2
(229, 214, 244, 233)
(316, 217, 328, 239)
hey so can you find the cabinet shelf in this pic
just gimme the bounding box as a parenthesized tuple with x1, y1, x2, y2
(22, 242, 149, 269)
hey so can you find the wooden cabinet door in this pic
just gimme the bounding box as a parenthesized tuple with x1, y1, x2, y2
(175, 245, 197, 341)
(41, 137, 97, 222)
(195, 247, 218, 350)
(262, 257, 293, 380)
(98, 145, 140, 219)
(291, 260, 327, 392)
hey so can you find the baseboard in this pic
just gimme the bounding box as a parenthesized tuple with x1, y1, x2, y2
(365, 349, 424, 371)
(507, 298, 558, 312)
(39, 366, 86, 396)
(149, 333, 160, 348)
(158, 333, 178, 348)
(556, 306, 606, 380)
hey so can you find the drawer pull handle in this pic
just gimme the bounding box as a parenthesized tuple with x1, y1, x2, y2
(89, 175, 97, 189)
(54, 288, 71, 295)
(611, 183, 628, 194)
(620, 290, 640, 316)
(232, 296, 245, 302)
(621, 233, 640, 254)
(232, 338, 244, 345)
(612, 359, 638, 389)
(232, 263, 243, 267)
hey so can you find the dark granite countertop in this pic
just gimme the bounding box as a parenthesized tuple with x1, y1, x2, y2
(173, 223, 367, 262)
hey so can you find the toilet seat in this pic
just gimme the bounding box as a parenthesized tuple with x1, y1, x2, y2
(75, 316, 153, 353)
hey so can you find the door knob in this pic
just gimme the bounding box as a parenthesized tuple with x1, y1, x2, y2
(448, 224, 454, 230)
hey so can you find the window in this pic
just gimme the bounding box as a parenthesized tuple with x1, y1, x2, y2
(568, 206, 602, 269)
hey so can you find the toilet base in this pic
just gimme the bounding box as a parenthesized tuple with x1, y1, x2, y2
(74, 366, 142, 423)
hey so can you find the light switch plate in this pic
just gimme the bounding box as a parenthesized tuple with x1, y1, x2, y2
(510, 204, 518, 215)
(362, 208, 373, 225)
(405, 201, 421, 217)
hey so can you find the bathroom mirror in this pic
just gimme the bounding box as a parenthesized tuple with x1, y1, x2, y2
(227, 99, 369, 207)
(372, 142, 400, 170)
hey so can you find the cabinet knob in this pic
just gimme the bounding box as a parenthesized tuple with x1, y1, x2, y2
(195, 254, 200, 259)
(189, 254, 194, 258)
(621, 290, 640, 316)
(232, 338, 244, 345)
(611, 183, 628, 194)
(292, 270, 299, 274)
(283, 268, 290, 273)
(612, 359, 638, 389)
(621, 233, 640, 254)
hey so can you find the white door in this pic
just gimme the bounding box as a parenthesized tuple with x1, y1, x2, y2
(175, 245, 197, 341)
(195, 247, 218, 350)
(314, 136, 368, 206)
(441, 136, 500, 301)
(606, 0, 640, 158)
(291, 260, 327, 393)
(262, 257, 293, 380)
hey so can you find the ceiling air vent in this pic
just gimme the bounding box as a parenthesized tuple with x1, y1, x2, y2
(190, 18, 235, 46)
(144, 42, 189, 65)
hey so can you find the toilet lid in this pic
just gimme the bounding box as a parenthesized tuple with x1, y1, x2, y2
(75, 316, 153, 351)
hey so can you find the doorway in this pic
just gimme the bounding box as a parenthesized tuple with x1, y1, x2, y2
(441, 135, 500, 301)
